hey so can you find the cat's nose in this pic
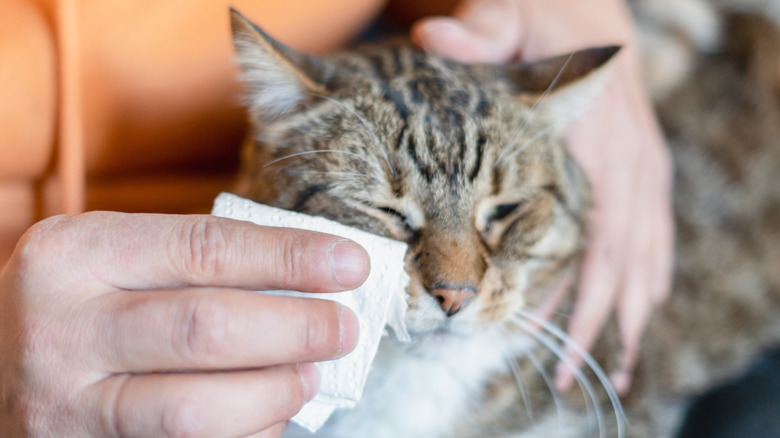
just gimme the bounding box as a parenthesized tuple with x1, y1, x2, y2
(430, 287, 476, 317)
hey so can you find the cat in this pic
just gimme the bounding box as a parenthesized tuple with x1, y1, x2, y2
(228, 3, 780, 437)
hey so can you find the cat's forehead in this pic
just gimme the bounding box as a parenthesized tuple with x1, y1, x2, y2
(334, 42, 512, 109)
(308, 43, 552, 206)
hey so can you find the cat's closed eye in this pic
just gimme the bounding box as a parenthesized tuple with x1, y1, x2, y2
(376, 206, 417, 241)
(483, 202, 524, 232)
(487, 203, 523, 223)
(479, 200, 528, 248)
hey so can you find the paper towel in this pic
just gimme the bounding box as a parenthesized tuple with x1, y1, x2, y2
(212, 192, 410, 432)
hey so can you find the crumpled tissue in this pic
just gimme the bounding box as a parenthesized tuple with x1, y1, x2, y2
(212, 192, 410, 432)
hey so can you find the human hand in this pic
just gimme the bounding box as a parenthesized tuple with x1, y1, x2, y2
(0, 212, 368, 437)
(412, 0, 674, 395)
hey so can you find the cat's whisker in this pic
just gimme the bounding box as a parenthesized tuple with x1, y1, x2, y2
(315, 94, 398, 179)
(494, 52, 575, 168)
(263, 149, 377, 170)
(288, 170, 376, 180)
(515, 310, 627, 438)
(527, 351, 572, 436)
(525, 347, 565, 431)
(524, 297, 576, 322)
(504, 353, 535, 423)
(512, 317, 604, 438)
(526, 52, 574, 113)
(493, 126, 526, 170)
(497, 125, 555, 166)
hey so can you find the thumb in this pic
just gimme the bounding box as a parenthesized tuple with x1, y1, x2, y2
(411, 0, 523, 63)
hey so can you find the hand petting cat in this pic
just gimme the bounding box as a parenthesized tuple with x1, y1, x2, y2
(411, 0, 674, 395)
(0, 213, 367, 437)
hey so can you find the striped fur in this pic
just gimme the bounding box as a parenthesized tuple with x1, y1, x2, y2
(230, 6, 780, 437)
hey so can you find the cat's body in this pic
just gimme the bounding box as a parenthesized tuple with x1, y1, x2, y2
(229, 3, 780, 437)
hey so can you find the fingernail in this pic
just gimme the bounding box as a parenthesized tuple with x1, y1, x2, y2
(420, 21, 459, 39)
(298, 363, 320, 402)
(329, 240, 370, 288)
(338, 305, 360, 357)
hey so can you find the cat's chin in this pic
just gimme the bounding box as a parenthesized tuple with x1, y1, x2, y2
(386, 325, 492, 358)
(377, 324, 524, 371)
(412, 327, 461, 343)
(396, 334, 472, 359)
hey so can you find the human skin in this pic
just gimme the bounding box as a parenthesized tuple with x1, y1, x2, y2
(411, 0, 674, 394)
(0, 212, 368, 437)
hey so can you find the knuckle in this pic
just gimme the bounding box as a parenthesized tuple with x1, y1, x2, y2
(106, 376, 131, 437)
(15, 215, 76, 268)
(180, 294, 233, 363)
(258, 422, 287, 438)
(180, 217, 229, 284)
(274, 231, 307, 287)
(15, 212, 117, 274)
(160, 394, 206, 438)
(268, 366, 308, 420)
(299, 302, 339, 358)
(284, 367, 308, 412)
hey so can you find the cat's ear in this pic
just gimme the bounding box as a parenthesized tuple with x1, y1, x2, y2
(509, 46, 621, 129)
(230, 8, 328, 120)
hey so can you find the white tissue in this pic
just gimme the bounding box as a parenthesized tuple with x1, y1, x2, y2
(211, 193, 410, 432)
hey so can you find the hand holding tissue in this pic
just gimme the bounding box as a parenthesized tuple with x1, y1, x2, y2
(212, 193, 410, 432)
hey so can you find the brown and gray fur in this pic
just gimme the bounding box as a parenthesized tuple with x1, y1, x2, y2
(229, 3, 780, 437)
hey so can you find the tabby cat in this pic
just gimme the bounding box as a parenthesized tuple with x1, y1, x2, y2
(229, 3, 780, 437)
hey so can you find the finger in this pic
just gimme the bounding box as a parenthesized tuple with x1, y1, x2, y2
(411, 0, 522, 63)
(555, 171, 632, 390)
(554, 231, 624, 391)
(244, 422, 286, 438)
(648, 146, 675, 304)
(652, 198, 675, 303)
(611, 194, 655, 395)
(90, 364, 318, 438)
(612, 269, 650, 396)
(91, 289, 359, 372)
(609, 133, 672, 394)
(35, 212, 369, 293)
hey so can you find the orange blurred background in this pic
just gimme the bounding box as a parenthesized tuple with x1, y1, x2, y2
(1, 0, 405, 267)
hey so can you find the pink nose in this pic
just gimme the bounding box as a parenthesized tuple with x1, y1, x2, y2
(430, 288, 476, 316)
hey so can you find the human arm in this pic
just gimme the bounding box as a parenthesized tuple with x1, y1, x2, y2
(0, 212, 368, 437)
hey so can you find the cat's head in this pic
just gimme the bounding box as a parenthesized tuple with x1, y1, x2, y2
(230, 9, 618, 346)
